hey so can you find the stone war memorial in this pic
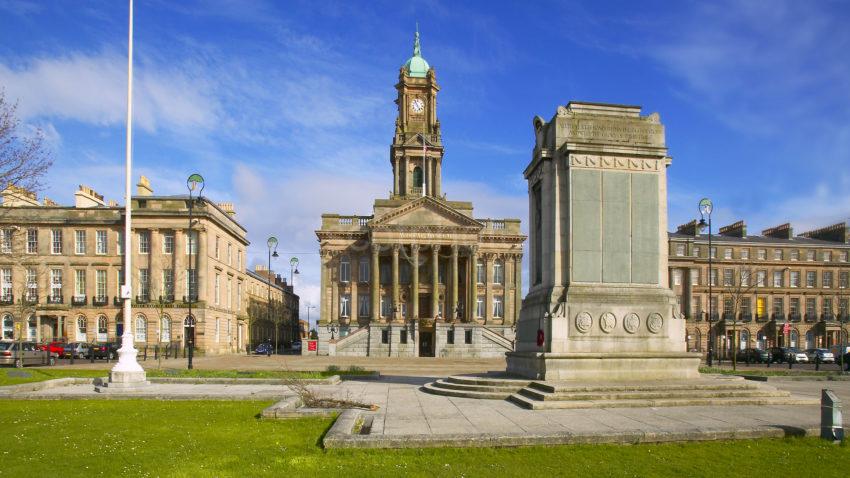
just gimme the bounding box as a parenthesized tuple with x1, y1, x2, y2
(506, 101, 699, 381)
(425, 102, 812, 409)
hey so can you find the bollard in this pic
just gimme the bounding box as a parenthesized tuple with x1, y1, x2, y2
(767, 352, 771, 368)
(821, 389, 844, 443)
(143, 346, 148, 361)
(154, 345, 159, 360)
(816, 354, 820, 371)
(789, 353, 793, 369)
(70, 349, 74, 365)
(90, 347, 95, 363)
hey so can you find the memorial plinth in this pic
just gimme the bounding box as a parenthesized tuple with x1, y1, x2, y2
(506, 102, 700, 381)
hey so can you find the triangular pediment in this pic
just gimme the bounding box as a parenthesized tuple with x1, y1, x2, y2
(370, 197, 482, 230)
(401, 134, 438, 148)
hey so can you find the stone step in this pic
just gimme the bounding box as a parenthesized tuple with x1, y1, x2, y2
(432, 379, 527, 394)
(517, 387, 790, 402)
(508, 393, 819, 410)
(528, 380, 759, 394)
(445, 375, 532, 388)
(421, 382, 514, 400)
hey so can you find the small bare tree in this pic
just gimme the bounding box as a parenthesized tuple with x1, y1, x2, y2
(722, 265, 758, 371)
(0, 89, 53, 195)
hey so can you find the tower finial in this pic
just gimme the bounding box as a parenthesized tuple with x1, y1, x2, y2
(413, 23, 421, 57)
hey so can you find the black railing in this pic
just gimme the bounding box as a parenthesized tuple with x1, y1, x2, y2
(709, 313, 720, 322)
(136, 294, 150, 304)
(0, 294, 12, 305)
(804, 313, 818, 323)
(756, 313, 770, 322)
(822, 313, 837, 323)
(47, 295, 63, 304)
(113, 296, 123, 306)
(722, 312, 735, 322)
(741, 314, 753, 322)
(93, 296, 108, 306)
(771, 313, 785, 322)
(24, 294, 38, 305)
(790, 313, 802, 322)
(158, 295, 175, 304)
(71, 295, 87, 306)
(183, 294, 198, 304)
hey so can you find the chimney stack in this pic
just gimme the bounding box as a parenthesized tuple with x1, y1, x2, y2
(0, 185, 40, 207)
(217, 202, 236, 217)
(74, 185, 106, 208)
(136, 175, 153, 196)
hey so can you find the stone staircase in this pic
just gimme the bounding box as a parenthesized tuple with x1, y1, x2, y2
(423, 374, 819, 409)
(508, 376, 818, 410)
(330, 327, 370, 356)
(481, 326, 514, 351)
(422, 374, 531, 399)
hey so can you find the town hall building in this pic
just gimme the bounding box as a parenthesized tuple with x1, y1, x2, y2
(315, 31, 525, 357)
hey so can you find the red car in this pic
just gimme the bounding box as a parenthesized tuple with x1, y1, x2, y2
(38, 341, 65, 355)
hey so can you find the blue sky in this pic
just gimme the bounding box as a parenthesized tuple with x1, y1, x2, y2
(2, 0, 849, 318)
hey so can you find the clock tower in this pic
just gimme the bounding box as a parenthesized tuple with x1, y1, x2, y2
(391, 28, 444, 199)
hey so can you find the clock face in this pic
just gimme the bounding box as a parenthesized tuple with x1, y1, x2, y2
(410, 98, 425, 114)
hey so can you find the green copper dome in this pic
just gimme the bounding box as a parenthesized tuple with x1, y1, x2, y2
(403, 27, 430, 78)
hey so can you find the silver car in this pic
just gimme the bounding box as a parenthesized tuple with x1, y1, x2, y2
(0, 341, 55, 367)
(805, 348, 835, 363)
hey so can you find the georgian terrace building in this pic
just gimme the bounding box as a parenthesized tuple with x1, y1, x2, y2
(315, 31, 525, 358)
(669, 220, 850, 357)
(245, 265, 300, 349)
(0, 178, 256, 354)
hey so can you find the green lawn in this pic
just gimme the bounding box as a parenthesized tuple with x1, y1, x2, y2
(0, 400, 847, 477)
(0, 367, 371, 386)
(0, 368, 107, 386)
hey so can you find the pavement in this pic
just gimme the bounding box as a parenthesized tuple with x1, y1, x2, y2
(315, 377, 847, 447)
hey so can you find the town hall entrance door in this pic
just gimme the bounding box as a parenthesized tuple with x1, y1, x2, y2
(419, 330, 434, 357)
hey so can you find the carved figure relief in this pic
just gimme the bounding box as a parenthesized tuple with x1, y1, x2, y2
(623, 313, 640, 334)
(600, 312, 616, 334)
(575, 312, 592, 334)
(647, 313, 663, 334)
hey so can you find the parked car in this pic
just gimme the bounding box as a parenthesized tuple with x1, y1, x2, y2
(740, 348, 770, 363)
(786, 348, 809, 363)
(61, 342, 90, 359)
(768, 347, 788, 363)
(291, 342, 302, 352)
(88, 343, 119, 360)
(804, 348, 835, 363)
(254, 343, 273, 355)
(36, 341, 65, 355)
(0, 341, 55, 367)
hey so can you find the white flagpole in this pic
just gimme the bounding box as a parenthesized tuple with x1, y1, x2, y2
(113, 0, 144, 376)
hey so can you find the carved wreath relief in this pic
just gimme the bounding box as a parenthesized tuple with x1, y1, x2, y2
(623, 313, 640, 334)
(647, 313, 663, 334)
(575, 312, 592, 334)
(600, 312, 616, 333)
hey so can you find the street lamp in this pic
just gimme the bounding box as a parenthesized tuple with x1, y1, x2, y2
(289, 257, 300, 344)
(186, 173, 204, 370)
(267, 236, 279, 354)
(698, 198, 714, 366)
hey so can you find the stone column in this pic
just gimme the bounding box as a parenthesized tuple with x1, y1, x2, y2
(350, 254, 358, 326)
(485, 253, 493, 324)
(197, 229, 208, 302)
(431, 245, 440, 319)
(393, 157, 400, 196)
(371, 244, 380, 322)
(36, 315, 41, 342)
(392, 244, 400, 322)
(450, 244, 458, 321)
(435, 160, 442, 198)
(319, 251, 328, 323)
(330, 256, 338, 324)
(174, 229, 185, 298)
(468, 246, 478, 322)
(404, 157, 409, 196)
(411, 244, 420, 318)
(682, 267, 692, 320)
(514, 254, 522, 323)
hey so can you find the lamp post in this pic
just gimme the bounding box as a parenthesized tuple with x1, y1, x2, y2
(698, 198, 714, 367)
(290, 257, 300, 344)
(267, 236, 279, 354)
(186, 173, 204, 370)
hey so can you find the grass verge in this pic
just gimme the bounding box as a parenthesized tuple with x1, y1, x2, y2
(0, 367, 374, 386)
(0, 400, 847, 477)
